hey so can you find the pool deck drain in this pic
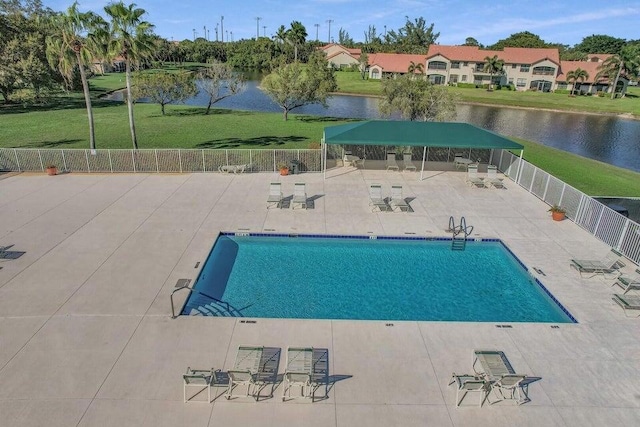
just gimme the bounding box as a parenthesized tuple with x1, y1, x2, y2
(0, 170, 638, 427)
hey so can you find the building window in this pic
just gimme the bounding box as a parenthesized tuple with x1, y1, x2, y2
(512, 64, 517, 69)
(520, 64, 530, 72)
(451, 61, 460, 69)
(557, 82, 567, 90)
(428, 61, 447, 70)
(516, 78, 526, 87)
(461, 75, 467, 82)
(533, 66, 555, 75)
(475, 63, 484, 72)
(450, 74, 459, 83)
(508, 78, 514, 85)
(371, 68, 379, 79)
(429, 75, 446, 85)
(463, 62, 468, 66)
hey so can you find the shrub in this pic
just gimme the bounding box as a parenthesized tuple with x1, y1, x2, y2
(308, 142, 321, 149)
(597, 91, 605, 97)
(495, 84, 502, 90)
(456, 83, 476, 89)
(554, 89, 571, 94)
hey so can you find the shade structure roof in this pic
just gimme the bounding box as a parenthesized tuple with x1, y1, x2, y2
(323, 121, 524, 150)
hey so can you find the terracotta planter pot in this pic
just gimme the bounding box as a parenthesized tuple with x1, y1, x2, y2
(279, 168, 289, 176)
(46, 166, 57, 176)
(552, 211, 565, 221)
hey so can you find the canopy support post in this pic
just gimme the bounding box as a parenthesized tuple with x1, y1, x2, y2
(322, 138, 327, 180)
(516, 149, 524, 183)
(420, 146, 427, 181)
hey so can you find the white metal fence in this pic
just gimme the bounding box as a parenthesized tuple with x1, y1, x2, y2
(495, 149, 640, 265)
(0, 148, 322, 174)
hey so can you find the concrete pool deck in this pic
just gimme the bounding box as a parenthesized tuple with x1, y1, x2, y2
(0, 169, 639, 426)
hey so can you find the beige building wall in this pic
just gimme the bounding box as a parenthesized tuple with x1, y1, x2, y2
(369, 65, 383, 79)
(328, 52, 359, 69)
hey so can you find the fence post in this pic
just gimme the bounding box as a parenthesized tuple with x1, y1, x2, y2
(542, 174, 551, 202)
(38, 149, 44, 172)
(202, 150, 206, 172)
(155, 149, 159, 173)
(132, 150, 136, 173)
(108, 150, 113, 173)
(225, 149, 229, 166)
(499, 150, 504, 171)
(297, 149, 300, 161)
(593, 204, 605, 235)
(529, 167, 536, 192)
(249, 150, 252, 170)
(14, 149, 21, 172)
(273, 151, 276, 172)
(85, 149, 90, 173)
(178, 150, 183, 173)
(617, 219, 630, 251)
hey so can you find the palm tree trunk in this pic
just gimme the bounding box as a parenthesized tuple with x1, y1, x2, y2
(294, 45, 298, 62)
(125, 59, 138, 149)
(610, 60, 623, 100)
(77, 52, 96, 151)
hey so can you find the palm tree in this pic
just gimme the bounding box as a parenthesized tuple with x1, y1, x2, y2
(565, 68, 589, 97)
(103, 2, 154, 149)
(273, 24, 288, 54)
(483, 55, 504, 91)
(407, 61, 424, 78)
(596, 46, 640, 99)
(287, 21, 307, 62)
(46, 2, 105, 151)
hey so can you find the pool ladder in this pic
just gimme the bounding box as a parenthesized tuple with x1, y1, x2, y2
(448, 216, 473, 251)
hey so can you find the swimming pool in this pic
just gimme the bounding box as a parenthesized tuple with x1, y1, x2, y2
(182, 234, 575, 323)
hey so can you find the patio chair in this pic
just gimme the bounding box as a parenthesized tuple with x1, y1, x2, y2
(183, 367, 215, 403)
(386, 153, 399, 171)
(454, 153, 473, 170)
(612, 294, 640, 317)
(390, 185, 410, 212)
(466, 164, 485, 188)
(402, 154, 417, 172)
(282, 347, 313, 401)
(292, 183, 307, 210)
(225, 346, 263, 400)
(266, 183, 283, 209)
(612, 268, 640, 294)
(489, 374, 528, 405)
(449, 373, 491, 407)
(343, 151, 362, 167)
(369, 184, 389, 212)
(570, 248, 625, 278)
(486, 165, 505, 189)
(309, 348, 329, 402)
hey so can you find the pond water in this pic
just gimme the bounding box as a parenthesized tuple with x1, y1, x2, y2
(107, 79, 640, 172)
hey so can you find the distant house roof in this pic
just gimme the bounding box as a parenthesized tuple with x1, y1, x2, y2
(320, 43, 361, 56)
(557, 61, 611, 84)
(326, 50, 360, 62)
(426, 45, 560, 65)
(368, 53, 427, 73)
(323, 121, 524, 150)
(586, 53, 613, 63)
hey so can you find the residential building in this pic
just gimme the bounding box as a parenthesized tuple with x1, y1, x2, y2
(319, 43, 361, 69)
(557, 55, 628, 94)
(367, 53, 427, 79)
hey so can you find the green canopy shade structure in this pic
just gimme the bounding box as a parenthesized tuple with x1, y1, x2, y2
(321, 120, 524, 179)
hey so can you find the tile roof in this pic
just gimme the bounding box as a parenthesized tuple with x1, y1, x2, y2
(557, 61, 607, 83)
(368, 53, 427, 73)
(326, 50, 360, 61)
(426, 45, 560, 65)
(320, 43, 361, 55)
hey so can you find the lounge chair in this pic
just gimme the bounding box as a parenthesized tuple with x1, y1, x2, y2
(612, 294, 640, 317)
(449, 373, 490, 407)
(454, 153, 473, 170)
(226, 346, 263, 400)
(369, 184, 389, 212)
(390, 185, 410, 212)
(292, 183, 307, 210)
(472, 350, 529, 405)
(219, 164, 247, 173)
(282, 347, 313, 401)
(570, 249, 625, 278)
(402, 154, 417, 172)
(309, 348, 329, 402)
(490, 374, 528, 405)
(486, 165, 505, 189)
(612, 268, 640, 294)
(466, 164, 485, 188)
(183, 367, 215, 403)
(386, 153, 399, 171)
(266, 183, 283, 209)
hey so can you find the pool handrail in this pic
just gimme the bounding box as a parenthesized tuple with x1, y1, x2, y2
(170, 280, 236, 318)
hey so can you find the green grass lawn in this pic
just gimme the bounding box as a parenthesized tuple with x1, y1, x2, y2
(335, 72, 640, 117)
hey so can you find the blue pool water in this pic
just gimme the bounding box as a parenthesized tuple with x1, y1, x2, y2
(183, 234, 575, 323)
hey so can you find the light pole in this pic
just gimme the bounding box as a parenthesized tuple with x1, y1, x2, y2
(326, 19, 333, 43)
(192, 28, 195, 41)
(203, 25, 207, 41)
(221, 16, 224, 42)
(230, 31, 233, 42)
(255, 17, 261, 39)
(263, 25, 267, 37)
(314, 23, 319, 41)
(384, 25, 387, 37)
(225, 30, 228, 42)
(215, 23, 219, 42)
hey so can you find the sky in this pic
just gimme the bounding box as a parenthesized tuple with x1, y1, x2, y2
(44, 0, 640, 46)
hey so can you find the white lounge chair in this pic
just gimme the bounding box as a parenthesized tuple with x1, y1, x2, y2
(486, 165, 505, 189)
(369, 184, 389, 212)
(570, 249, 625, 278)
(292, 183, 307, 210)
(612, 268, 640, 294)
(386, 153, 399, 171)
(266, 183, 283, 209)
(449, 373, 491, 407)
(490, 374, 528, 405)
(183, 367, 215, 403)
(612, 294, 640, 317)
(282, 347, 313, 401)
(466, 164, 485, 188)
(390, 185, 410, 212)
(226, 346, 263, 400)
(402, 154, 417, 172)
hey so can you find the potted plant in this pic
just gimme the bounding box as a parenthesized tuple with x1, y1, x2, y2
(45, 164, 57, 176)
(548, 205, 566, 221)
(277, 162, 289, 176)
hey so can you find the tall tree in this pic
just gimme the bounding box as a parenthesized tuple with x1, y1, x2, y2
(287, 21, 307, 62)
(103, 1, 154, 149)
(575, 35, 626, 55)
(483, 55, 504, 91)
(407, 60, 424, 77)
(379, 76, 457, 122)
(338, 27, 353, 46)
(46, 2, 105, 150)
(489, 31, 550, 50)
(358, 51, 369, 80)
(386, 16, 439, 53)
(132, 70, 196, 115)
(596, 45, 640, 99)
(261, 51, 336, 120)
(463, 37, 481, 47)
(198, 61, 246, 114)
(565, 68, 589, 97)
